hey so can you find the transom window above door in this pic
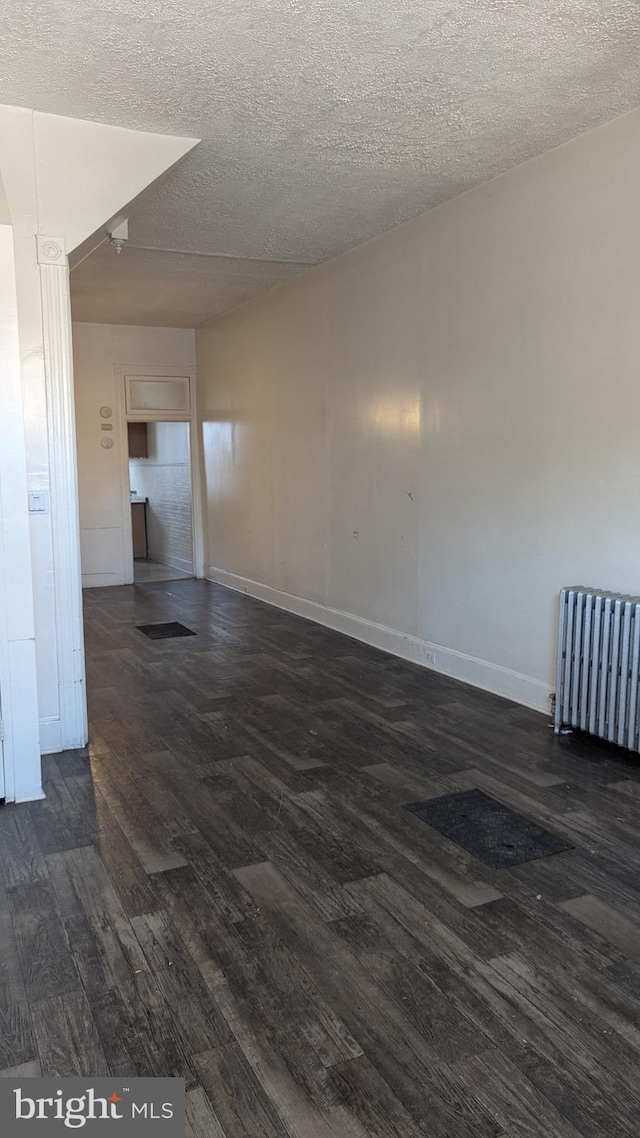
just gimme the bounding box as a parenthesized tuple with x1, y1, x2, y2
(125, 374, 191, 417)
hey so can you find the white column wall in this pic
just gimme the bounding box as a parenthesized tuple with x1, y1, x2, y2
(0, 225, 43, 801)
(0, 106, 198, 795)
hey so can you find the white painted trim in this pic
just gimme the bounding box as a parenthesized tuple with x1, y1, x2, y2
(39, 716, 63, 755)
(116, 364, 196, 381)
(206, 566, 552, 714)
(115, 367, 135, 585)
(124, 373, 191, 418)
(82, 572, 130, 590)
(0, 226, 43, 801)
(115, 363, 204, 582)
(39, 237, 88, 750)
(190, 411, 206, 579)
(15, 789, 46, 804)
(1, 641, 43, 802)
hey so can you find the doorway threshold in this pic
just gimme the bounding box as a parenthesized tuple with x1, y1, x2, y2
(134, 559, 193, 585)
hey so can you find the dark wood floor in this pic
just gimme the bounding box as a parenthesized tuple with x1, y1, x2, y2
(2, 579, 640, 1136)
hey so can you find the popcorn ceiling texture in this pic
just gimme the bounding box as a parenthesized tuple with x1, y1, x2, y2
(2, 0, 640, 325)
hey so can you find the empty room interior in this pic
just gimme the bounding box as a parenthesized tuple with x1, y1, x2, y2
(2, 3, 640, 1135)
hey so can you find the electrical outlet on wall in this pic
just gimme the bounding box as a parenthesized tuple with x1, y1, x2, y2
(423, 648, 436, 666)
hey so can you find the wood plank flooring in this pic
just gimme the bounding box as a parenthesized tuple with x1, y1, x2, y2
(2, 577, 640, 1136)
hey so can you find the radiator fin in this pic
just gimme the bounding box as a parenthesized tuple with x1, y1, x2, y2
(555, 587, 640, 753)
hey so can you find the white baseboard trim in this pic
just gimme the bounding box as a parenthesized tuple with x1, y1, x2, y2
(82, 573, 127, 589)
(155, 554, 193, 574)
(206, 566, 552, 715)
(15, 790, 46, 803)
(40, 716, 62, 755)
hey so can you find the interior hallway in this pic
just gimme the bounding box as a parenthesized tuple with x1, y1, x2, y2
(1, 579, 640, 1136)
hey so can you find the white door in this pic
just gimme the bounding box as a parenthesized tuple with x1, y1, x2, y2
(0, 693, 5, 800)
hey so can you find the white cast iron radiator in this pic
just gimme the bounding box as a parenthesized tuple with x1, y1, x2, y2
(555, 586, 640, 751)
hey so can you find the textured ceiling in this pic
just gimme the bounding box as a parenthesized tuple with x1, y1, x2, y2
(2, 1, 640, 326)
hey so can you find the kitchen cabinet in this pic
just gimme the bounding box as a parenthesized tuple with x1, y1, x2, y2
(128, 421, 148, 459)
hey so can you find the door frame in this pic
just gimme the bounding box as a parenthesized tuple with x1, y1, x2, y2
(114, 364, 204, 584)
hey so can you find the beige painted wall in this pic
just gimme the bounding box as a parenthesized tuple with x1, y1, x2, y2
(73, 323, 196, 587)
(197, 107, 640, 713)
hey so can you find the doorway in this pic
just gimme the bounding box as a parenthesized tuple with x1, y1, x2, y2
(117, 365, 205, 586)
(128, 420, 194, 584)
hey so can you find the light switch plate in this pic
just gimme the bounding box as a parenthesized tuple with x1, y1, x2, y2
(28, 491, 49, 514)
